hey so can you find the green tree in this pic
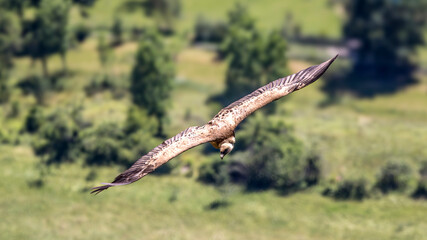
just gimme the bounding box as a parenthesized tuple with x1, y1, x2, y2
(130, 29, 174, 137)
(263, 30, 289, 82)
(111, 17, 124, 46)
(375, 161, 412, 194)
(230, 113, 306, 193)
(24, 106, 44, 133)
(0, 0, 28, 21)
(24, 0, 71, 77)
(121, 0, 181, 34)
(324, 0, 427, 96)
(0, 10, 21, 103)
(218, 4, 289, 113)
(34, 110, 81, 165)
(82, 122, 126, 166)
(97, 34, 113, 67)
(72, 0, 96, 7)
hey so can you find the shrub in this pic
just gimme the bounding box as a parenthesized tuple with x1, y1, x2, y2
(304, 154, 321, 187)
(24, 106, 44, 133)
(111, 17, 124, 47)
(193, 16, 227, 43)
(412, 161, 427, 199)
(74, 23, 90, 43)
(331, 178, 369, 201)
(375, 161, 412, 194)
(198, 157, 229, 185)
(34, 110, 81, 165)
(84, 74, 115, 97)
(0, 82, 10, 104)
(412, 180, 427, 199)
(17, 75, 49, 104)
(82, 122, 126, 166)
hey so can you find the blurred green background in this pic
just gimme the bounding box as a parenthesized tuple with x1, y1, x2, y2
(1, 0, 427, 239)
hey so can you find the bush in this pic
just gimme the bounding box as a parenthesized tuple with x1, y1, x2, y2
(34, 110, 81, 165)
(84, 74, 126, 99)
(0, 82, 10, 104)
(84, 74, 115, 96)
(74, 23, 90, 43)
(330, 178, 369, 201)
(198, 157, 229, 186)
(24, 106, 44, 133)
(304, 154, 321, 187)
(82, 122, 126, 166)
(193, 16, 227, 43)
(17, 75, 49, 104)
(412, 161, 427, 199)
(375, 161, 412, 194)
(111, 17, 124, 47)
(412, 180, 427, 199)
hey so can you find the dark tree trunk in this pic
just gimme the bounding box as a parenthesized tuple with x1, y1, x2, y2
(60, 51, 68, 73)
(41, 56, 49, 77)
(156, 116, 165, 138)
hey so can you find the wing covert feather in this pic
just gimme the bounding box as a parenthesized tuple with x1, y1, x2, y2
(91, 125, 215, 194)
(212, 55, 337, 128)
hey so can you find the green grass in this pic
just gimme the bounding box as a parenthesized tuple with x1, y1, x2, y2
(1, 145, 427, 240)
(83, 0, 342, 38)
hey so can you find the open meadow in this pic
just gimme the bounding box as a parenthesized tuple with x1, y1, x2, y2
(1, 0, 427, 239)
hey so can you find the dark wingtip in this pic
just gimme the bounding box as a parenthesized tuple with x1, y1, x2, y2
(296, 54, 338, 88)
(319, 54, 339, 71)
(90, 184, 111, 195)
(90, 182, 131, 195)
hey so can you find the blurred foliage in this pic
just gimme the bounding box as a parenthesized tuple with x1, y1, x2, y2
(72, 0, 97, 7)
(198, 156, 229, 185)
(214, 4, 289, 114)
(82, 122, 128, 166)
(193, 16, 227, 43)
(323, 0, 427, 97)
(17, 75, 49, 104)
(111, 17, 124, 47)
(0, 9, 21, 103)
(323, 178, 370, 201)
(231, 113, 305, 193)
(412, 160, 427, 199)
(23, 0, 71, 76)
(375, 160, 413, 194)
(34, 108, 82, 165)
(84, 74, 126, 98)
(24, 105, 44, 133)
(121, 0, 181, 35)
(73, 23, 91, 43)
(0, 0, 28, 19)
(97, 34, 114, 67)
(130, 28, 174, 136)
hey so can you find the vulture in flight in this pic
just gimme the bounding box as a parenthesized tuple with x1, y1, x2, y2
(91, 55, 337, 194)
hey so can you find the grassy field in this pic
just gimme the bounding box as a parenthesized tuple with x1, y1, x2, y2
(1, 144, 427, 240)
(1, 0, 427, 239)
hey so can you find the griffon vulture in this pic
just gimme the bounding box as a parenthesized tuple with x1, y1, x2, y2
(91, 55, 337, 194)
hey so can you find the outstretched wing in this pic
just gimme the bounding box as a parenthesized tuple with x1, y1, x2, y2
(211, 55, 338, 129)
(91, 125, 215, 194)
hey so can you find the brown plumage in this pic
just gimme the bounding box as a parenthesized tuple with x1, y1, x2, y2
(91, 55, 337, 194)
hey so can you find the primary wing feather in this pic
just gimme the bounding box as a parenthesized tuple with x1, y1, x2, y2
(91, 125, 214, 194)
(212, 55, 338, 128)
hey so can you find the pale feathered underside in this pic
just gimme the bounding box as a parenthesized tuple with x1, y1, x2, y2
(91, 55, 337, 194)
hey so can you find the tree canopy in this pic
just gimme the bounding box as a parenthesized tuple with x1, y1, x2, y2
(323, 0, 427, 96)
(130, 29, 174, 136)
(24, 0, 71, 76)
